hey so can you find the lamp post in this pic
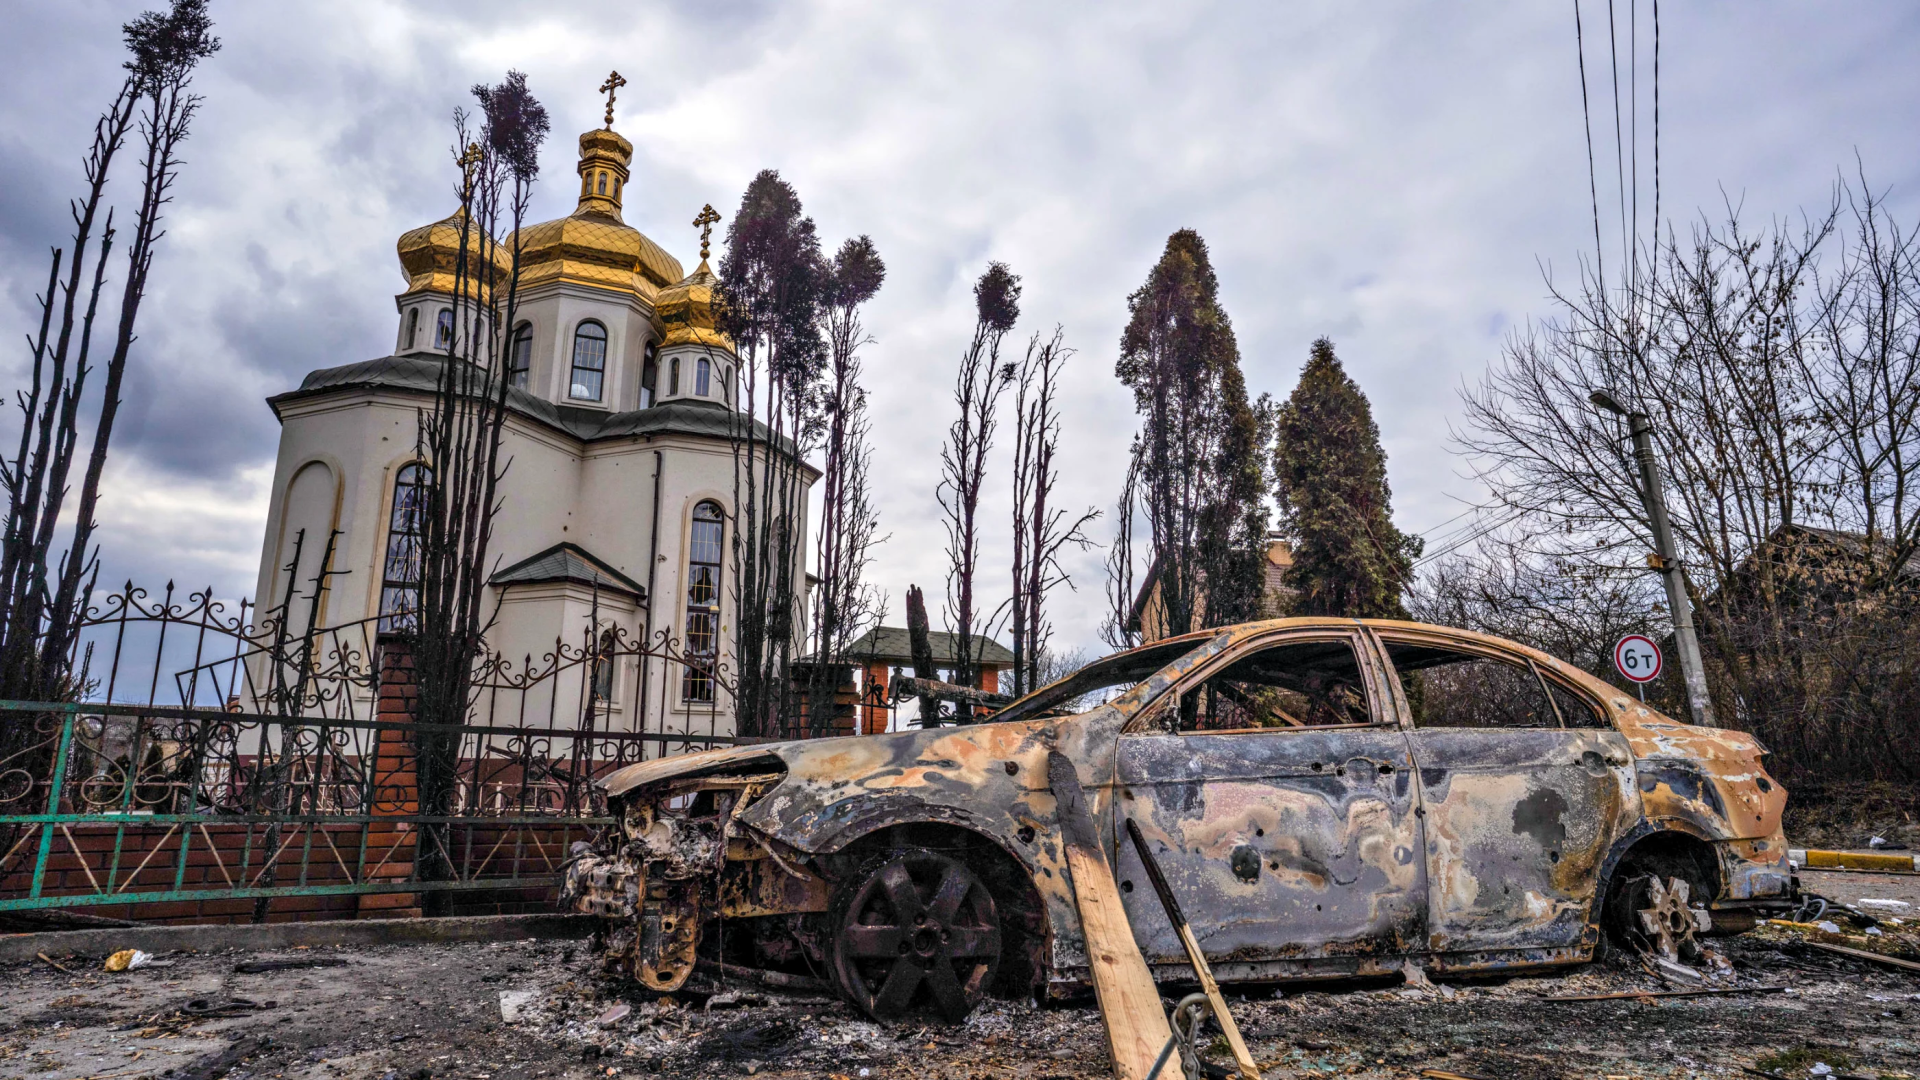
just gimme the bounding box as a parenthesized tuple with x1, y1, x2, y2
(1589, 390, 1717, 727)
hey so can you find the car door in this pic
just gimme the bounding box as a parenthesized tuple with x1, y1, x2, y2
(1370, 627, 1641, 962)
(1113, 630, 1427, 972)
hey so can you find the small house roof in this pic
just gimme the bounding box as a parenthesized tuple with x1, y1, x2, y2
(844, 626, 1014, 668)
(490, 542, 646, 601)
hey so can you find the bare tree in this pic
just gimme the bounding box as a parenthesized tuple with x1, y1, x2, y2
(0, 1, 216, 789)
(715, 172, 827, 738)
(805, 236, 888, 735)
(1457, 169, 1920, 781)
(939, 263, 1020, 715)
(408, 74, 548, 907)
(1008, 328, 1097, 696)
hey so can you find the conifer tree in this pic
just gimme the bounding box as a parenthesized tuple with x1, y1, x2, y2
(1272, 338, 1419, 617)
(1106, 230, 1269, 644)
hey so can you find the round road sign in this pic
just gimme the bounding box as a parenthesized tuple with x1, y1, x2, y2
(1614, 634, 1663, 683)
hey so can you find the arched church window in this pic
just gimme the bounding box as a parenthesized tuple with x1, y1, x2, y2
(435, 308, 454, 350)
(682, 501, 724, 702)
(379, 464, 430, 633)
(696, 357, 711, 397)
(596, 171, 607, 196)
(405, 308, 420, 351)
(639, 342, 658, 408)
(508, 323, 533, 390)
(669, 357, 680, 397)
(570, 321, 607, 401)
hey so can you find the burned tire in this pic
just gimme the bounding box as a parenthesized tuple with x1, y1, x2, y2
(830, 849, 1002, 1022)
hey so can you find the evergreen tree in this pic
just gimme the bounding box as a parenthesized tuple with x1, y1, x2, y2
(1107, 229, 1269, 643)
(1273, 338, 1419, 617)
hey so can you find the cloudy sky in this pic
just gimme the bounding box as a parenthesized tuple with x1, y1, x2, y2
(2, 1, 1916, 654)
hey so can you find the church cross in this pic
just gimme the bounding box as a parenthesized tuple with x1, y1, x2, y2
(693, 204, 721, 261)
(458, 142, 483, 199)
(599, 71, 627, 129)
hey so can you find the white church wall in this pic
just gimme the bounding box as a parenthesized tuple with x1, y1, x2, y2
(536, 287, 653, 410)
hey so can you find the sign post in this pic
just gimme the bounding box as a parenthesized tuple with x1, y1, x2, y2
(1613, 634, 1663, 702)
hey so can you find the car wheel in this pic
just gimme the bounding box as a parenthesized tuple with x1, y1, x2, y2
(830, 849, 1002, 1022)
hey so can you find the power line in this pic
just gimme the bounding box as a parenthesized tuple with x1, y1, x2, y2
(1408, 501, 1493, 544)
(1629, 0, 1638, 298)
(1607, 0, 1630, 297)
(1574, 1, 1607, 304)
(1412, 507, 1530, 569)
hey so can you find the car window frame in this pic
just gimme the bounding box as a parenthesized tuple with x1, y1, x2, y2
(1362, 626, 1611, 732)
(1122, 627, 1400, 736)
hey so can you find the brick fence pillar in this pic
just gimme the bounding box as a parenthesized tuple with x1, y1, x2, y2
(357, 635, 422, 919)
(862, 661, 890, 735)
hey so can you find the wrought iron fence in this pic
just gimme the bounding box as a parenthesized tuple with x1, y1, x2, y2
(0, 581, 745, 916)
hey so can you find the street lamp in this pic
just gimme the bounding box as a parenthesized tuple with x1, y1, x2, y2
(1590, 389, 1716, 726)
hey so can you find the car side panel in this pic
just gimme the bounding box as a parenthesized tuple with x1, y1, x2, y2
(1115, 726, 1426, 966)
(1406, 727, 1641, 958)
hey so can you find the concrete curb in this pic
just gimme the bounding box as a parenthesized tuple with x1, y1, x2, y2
(0, 912, 600, 966)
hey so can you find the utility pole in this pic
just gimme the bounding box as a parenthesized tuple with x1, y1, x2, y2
(1591, 390, 1716, 726)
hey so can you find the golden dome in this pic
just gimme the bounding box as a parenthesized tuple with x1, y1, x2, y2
(655, 260, 734, 352)
(510, 127, 684, 301)
(395, 208, 511, 297)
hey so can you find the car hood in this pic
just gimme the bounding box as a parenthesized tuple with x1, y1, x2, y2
(599, 743, 788, 798)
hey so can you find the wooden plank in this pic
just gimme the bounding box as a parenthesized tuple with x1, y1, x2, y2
(1802, 849, 1918, 872)
(1124, 818, 1260, 1079)
(1048, 751, 1173, 1080)
(1804, 940, 1920, 973)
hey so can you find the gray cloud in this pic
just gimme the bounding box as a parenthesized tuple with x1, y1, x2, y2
(2, 0, 1916, 651)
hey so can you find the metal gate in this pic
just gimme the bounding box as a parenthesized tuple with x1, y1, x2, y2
(0, 582, 738, 917)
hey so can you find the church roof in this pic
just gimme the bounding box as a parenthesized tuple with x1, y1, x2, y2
(508, 126, 683, 301)
(490, 542, 645, 600)
(269, 354, 807, 462)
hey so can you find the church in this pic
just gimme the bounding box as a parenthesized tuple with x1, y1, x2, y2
(250, 93, 812, 737)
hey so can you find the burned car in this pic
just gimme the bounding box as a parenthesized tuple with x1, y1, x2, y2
(565, 618, 1793, 1021)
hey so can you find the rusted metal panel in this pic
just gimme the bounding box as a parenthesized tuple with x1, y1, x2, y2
(638, 878, 700, 991)
(716, 853, 831, 918)
(1406, 727, 1638, 955)
(1114, 726, 1425, 966)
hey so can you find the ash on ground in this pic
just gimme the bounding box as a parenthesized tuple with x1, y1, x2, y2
(3, 895, 1917, 1080)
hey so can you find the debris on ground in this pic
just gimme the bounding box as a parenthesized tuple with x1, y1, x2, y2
(103, 948, 152, 972)
(5, 931, 1916, 1079)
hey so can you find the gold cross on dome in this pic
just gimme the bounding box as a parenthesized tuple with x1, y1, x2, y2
(458, 142, 482, 197)
(693, 204, 721, 261)
(599, 71, 627, 129)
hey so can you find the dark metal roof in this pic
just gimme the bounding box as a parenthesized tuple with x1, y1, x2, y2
(843, 626, 1014, 668)
(489, 542, 646, 600)
(269, 353, 801, 455)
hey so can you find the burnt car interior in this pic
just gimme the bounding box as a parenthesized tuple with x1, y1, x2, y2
(1382, 641, 1606, 728)
(992, 636, 1206, 723)
(1169, 636, 1376, 731)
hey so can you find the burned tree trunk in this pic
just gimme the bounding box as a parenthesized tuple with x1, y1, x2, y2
(940, 264, 1020, 717)
(805, 237, 887, 737)
(1009, 328, 1097, 696)
(715, 172, 827, 739)
(905, 584, 940, 728)
(407, 75, 548, 912)
(0, 3, 217, 810)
